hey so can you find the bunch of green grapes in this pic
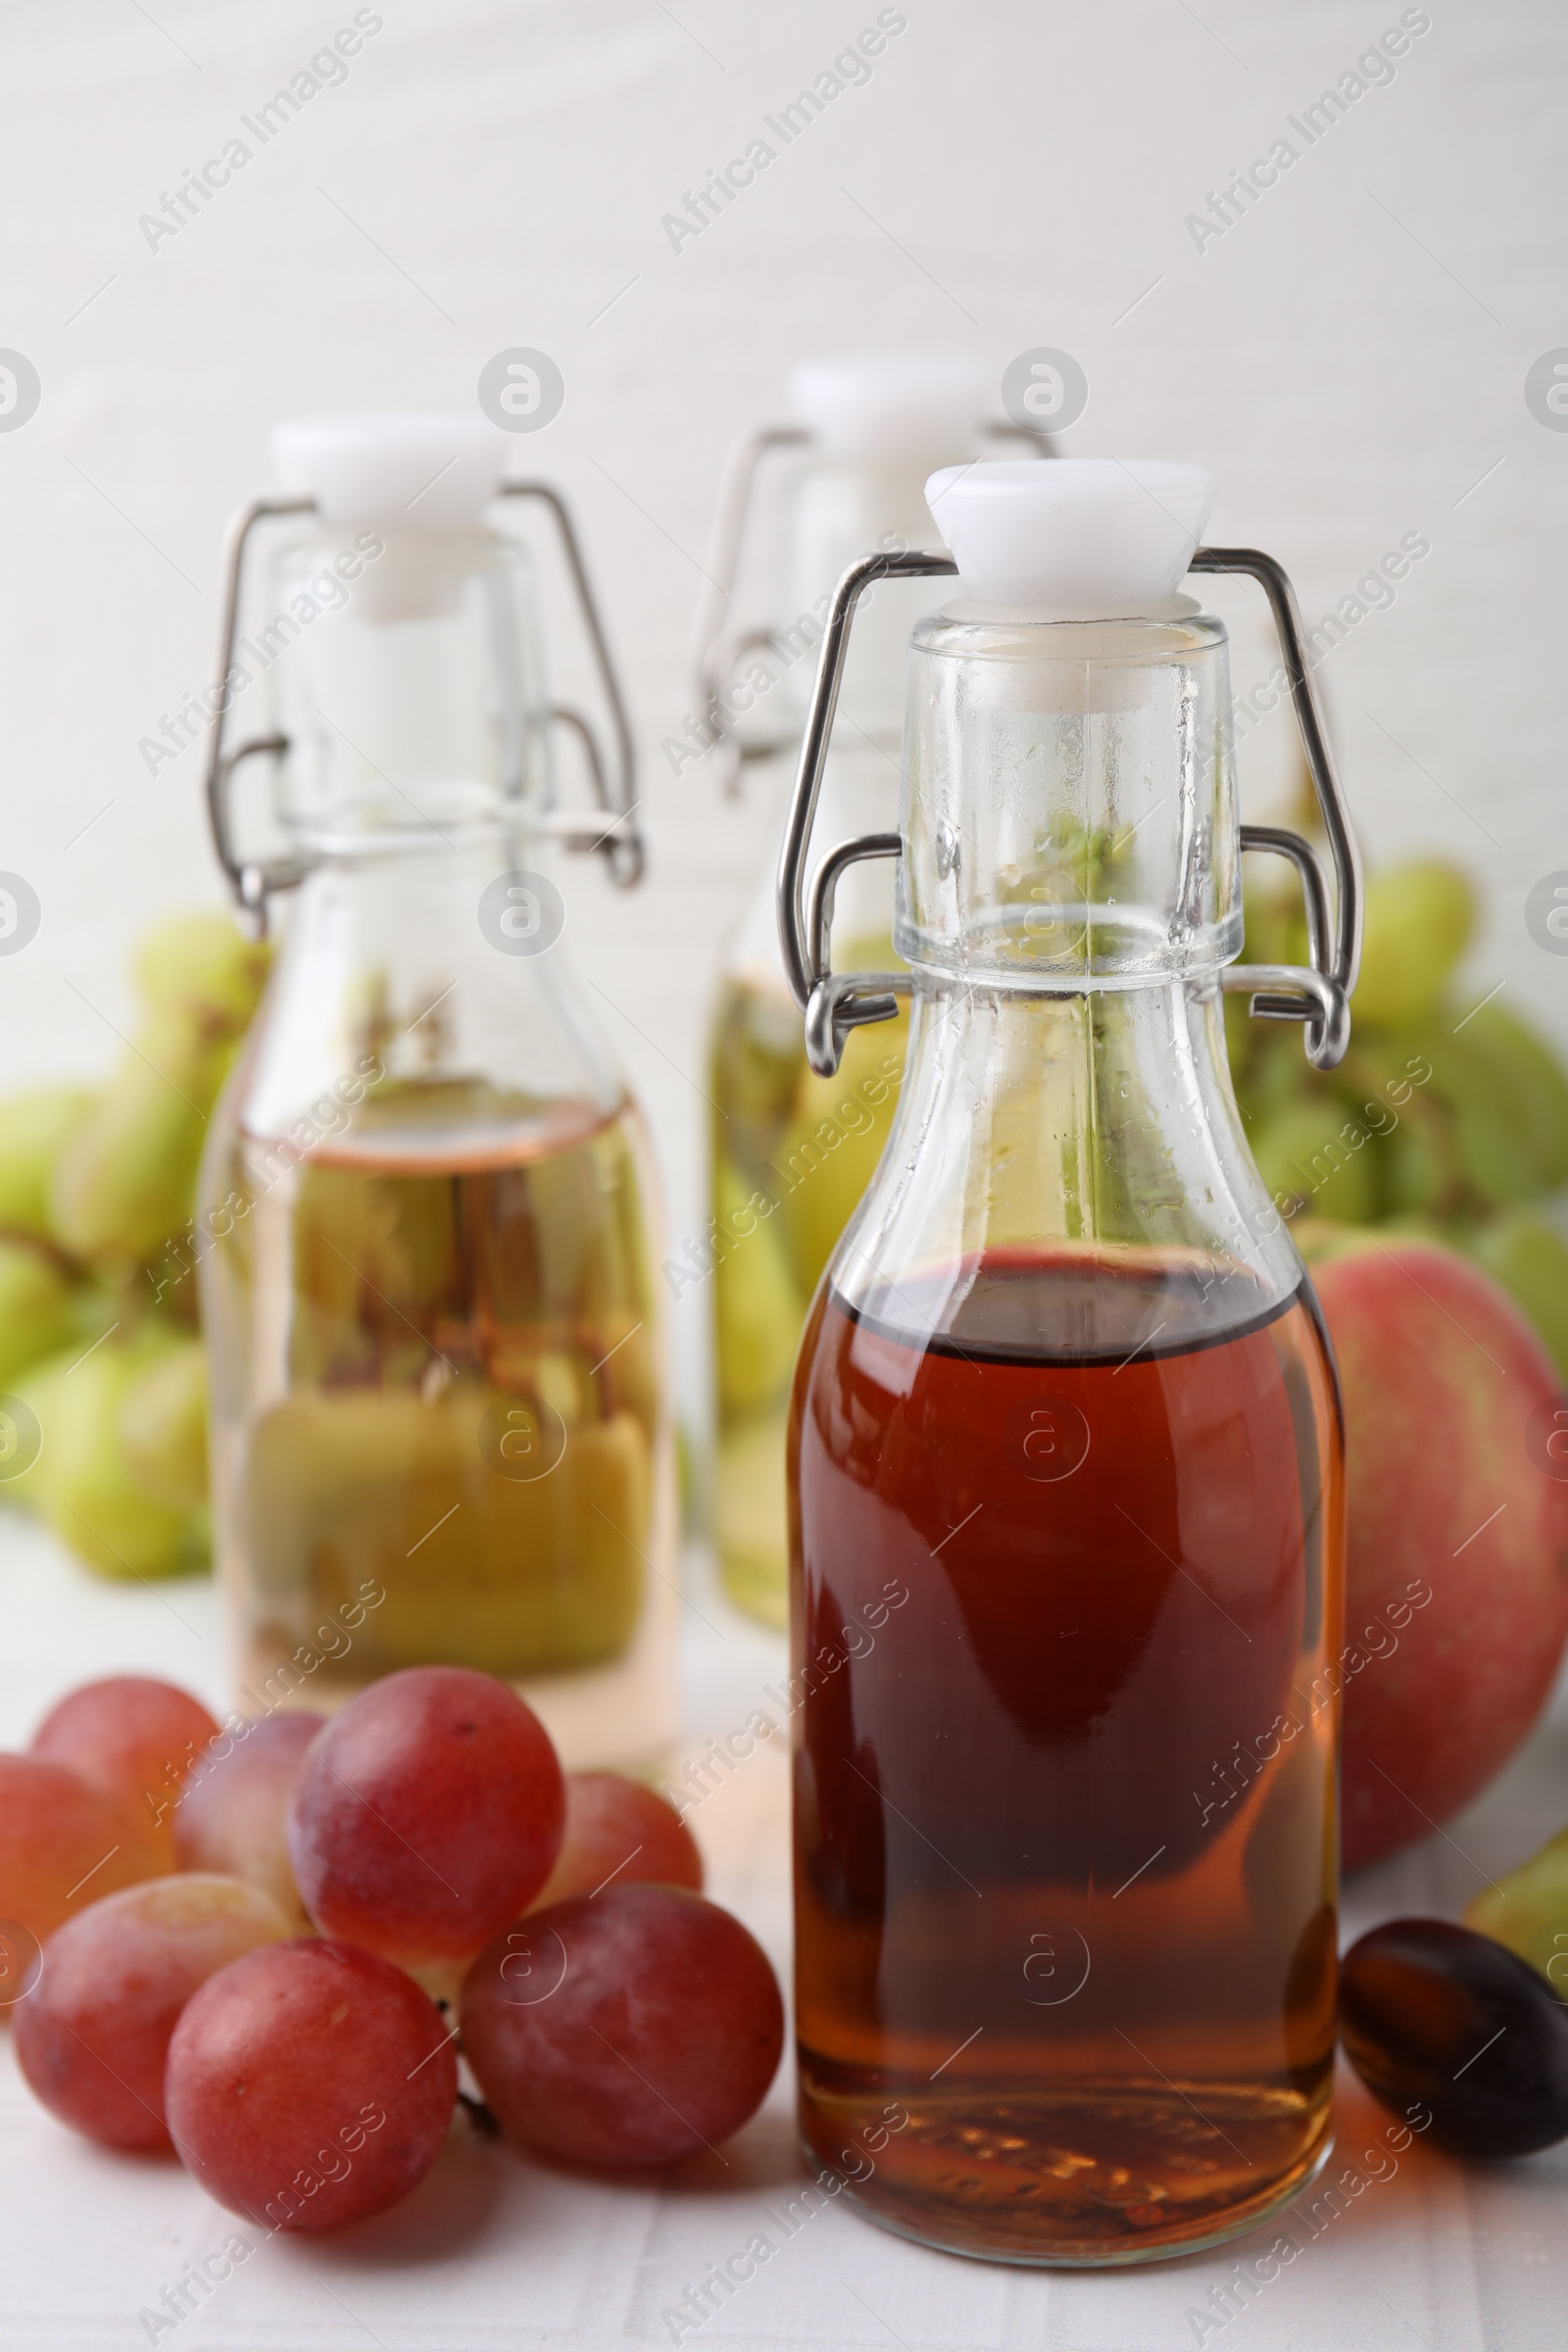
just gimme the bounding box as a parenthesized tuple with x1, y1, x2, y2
(0, 915, 269, 1577)
(1227, 858, 1568, 1376)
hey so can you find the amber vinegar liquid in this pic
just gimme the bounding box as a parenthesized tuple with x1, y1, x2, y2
(791, 1249, 1344, 2263)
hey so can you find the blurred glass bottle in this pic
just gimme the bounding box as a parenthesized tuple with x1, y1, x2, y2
(194, 414, 676, 1772)
(694, 356, 1045, 1625)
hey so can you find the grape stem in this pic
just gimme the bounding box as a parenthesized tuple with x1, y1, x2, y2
(458, 2090, 501, 2138)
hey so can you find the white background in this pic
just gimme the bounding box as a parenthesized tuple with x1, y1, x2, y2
(1, 0, 1564, 1412)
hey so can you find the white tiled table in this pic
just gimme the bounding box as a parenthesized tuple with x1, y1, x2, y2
(2, 1519, 1564, 2352)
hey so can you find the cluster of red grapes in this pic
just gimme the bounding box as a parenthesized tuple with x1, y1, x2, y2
(0, 1668, 783, 2230)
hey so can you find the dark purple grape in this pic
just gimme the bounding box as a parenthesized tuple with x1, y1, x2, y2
(1341, 1917, 1568, 2159)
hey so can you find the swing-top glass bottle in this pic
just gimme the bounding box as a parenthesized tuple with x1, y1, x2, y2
(782, 460, 1357, 2262)
(193, 414, 676, 1773)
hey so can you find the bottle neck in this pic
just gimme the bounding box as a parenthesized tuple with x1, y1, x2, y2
(265, 527, 552, 852)
(835, 971, 1301, 1340)
(894, 608, 1243, 988)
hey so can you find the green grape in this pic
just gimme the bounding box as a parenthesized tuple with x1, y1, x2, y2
(119, 1339, 208, 1511)
(712, 1155, 800, 1421)
(712, 1406, 790, 1626)
(50, 1012, 236, 1268)
(1337, 1040, 1461, 1218)
(1379, 1018, 1539, 1212)
(1433, 1028, 1554, 1208)
(1378, 1118, 1446, 1215)
(0, 1293, 121, 1517)
(1238, 880, 1298, 971)
(1375, 1211, 1456, 1247)
(1470, 1211, 1568, 1380)
(772, 1012, 907, 1297)
(0, 1242, 74, 1387)
(0, 1088, 94, 1242)
(710, 978, 805, 1165)
(1233, 1031, 1311, 1138)
(1454, 1001, 1568, 1191)
(61, 1280, 122, 1351)
(49, 914, 266, 1273)
(1352, 861, 1476, 1031)
(134, 913, 270, 1031)
(1250, 1099, 1379, 1225)
(1464, 1826, 1568, 1994)
(710, 942, 906, 1623)
(33, 1332, 208, 1579)
(674, 1419, 698, 1532)
(4, 1346, 77, 1515)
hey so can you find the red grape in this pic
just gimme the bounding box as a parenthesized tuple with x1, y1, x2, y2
(287, 1667, 564, 1969)
(461, 1884, 783, 2168)
(165, 1938, 459, 2230)
(0, 1753, 161, 1944)
(32, 1676, 220, 1870)
(14, 1875, 289, 2149)
(174, 1714, 323, 1929)
(529, 1773, 703, 1910)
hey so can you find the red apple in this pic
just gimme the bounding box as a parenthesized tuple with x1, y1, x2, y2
(1310, 1236, 1568, 1871)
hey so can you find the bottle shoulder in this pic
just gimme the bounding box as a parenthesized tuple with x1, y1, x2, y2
(814, 979, 1309, 1336)
(209, 853, 627, 1156)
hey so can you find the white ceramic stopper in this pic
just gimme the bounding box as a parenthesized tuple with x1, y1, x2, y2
(789, 353, 990, 462)
(925, 458, 1217, 616)
(271, 412, 507, 531)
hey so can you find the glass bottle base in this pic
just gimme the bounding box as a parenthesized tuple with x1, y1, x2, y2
(227, 1537, 681, 1778)
(801, 2080, 1334, 2267)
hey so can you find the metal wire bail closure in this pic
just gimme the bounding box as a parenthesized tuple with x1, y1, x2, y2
(776, 545, 1362, 1079)
(203, 481, 644, 932)
(692, 419, 1059, 798)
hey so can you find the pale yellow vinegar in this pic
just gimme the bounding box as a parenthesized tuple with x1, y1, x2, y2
(205, 1081, 665, 1696)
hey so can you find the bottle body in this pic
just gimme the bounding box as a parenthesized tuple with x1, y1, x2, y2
(791, 986, 1343, 2261)
(789, 593, 1345, 2261)
(199, 844, 677, 1767)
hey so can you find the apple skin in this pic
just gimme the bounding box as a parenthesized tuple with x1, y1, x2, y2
(1308, 1236, 1568, 1872)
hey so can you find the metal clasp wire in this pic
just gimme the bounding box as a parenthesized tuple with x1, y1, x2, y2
(691, 419, 1056, 797)
(1190, 547, 1361, 1068)
(776, 546, 1363, 1078)
(202, 482, 643, 933)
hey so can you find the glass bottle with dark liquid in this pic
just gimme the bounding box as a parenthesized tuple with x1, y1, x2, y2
(195, 414, 675, 1770)
(780, 460, 1362, 2261)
